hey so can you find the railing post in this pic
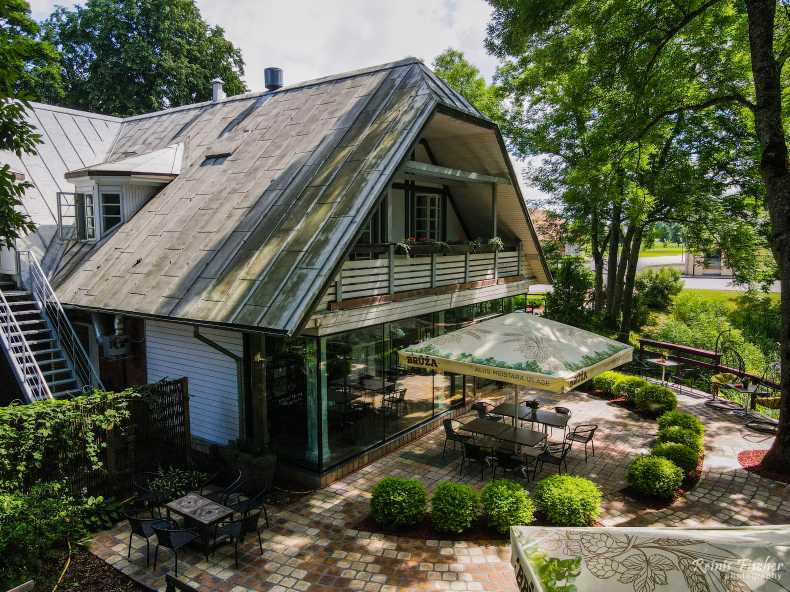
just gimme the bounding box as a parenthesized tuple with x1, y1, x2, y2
(517, 241, 523, 277)
(336, 274, 343, 303)
(493, 250, 498, 281)
(464, 252, 469, 284)
(430, 252, 437, 288)
(388, 243, 395, 295)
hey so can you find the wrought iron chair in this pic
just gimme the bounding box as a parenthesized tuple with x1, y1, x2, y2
(125, 512, 175, 566)
(203, 468, 244, 505)
(442, 418, 472, 459)
(212, 509, 265, 568)
(492, 446, 529, 480)
(534, 440, 572, 477)
(565, 424, 597, 462)
(458, 440, 493, 480)
(228, 490, 270, 529)
(471, 401, 502, 422)
(133, 473, 168, 517)
(152, 525, 201, 576)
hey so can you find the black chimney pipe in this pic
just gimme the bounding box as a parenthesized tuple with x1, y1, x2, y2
(264, 67, 283, 91)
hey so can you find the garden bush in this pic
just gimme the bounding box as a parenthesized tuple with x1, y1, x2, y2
(635, 267, 683, 311)
(481, 480, 535, 535)
(657, 410, 704, 436)
(148, 466, 208, 500)
(652, 442, 700, 474)
(544, 256, 593, 328)
(657, 425, 704, 454)
(591, 371, 623, 396)
(633, 384, 677, 417)
(627, 455, 684, 499)
(431, 481, 480, 533)
(612, 375, 648, 401)
(370, 477, 427, 528)
(533, 475, 602, 527)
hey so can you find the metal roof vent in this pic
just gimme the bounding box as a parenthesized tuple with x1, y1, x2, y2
(264, 67, 283, 91)
(211, 78, 225, 102)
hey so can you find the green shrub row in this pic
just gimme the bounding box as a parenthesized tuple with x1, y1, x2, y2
(370, 474, 602, 533)
(591, 372, 678, 417)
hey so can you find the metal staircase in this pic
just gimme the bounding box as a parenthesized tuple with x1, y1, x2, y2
(0, 251, 103, 402)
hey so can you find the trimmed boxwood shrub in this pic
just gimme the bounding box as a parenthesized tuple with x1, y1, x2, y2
(612, 375, 648, 401)
(592, 371, 623, 396)
(431, 482, 480, 534)
(481, 480, 535, 535)
(657, 410, 704, 436)
(657, 425, 704, 454)
(533, 475, 602, 527)
(627, 455, 684, 499)
(634, 384, 677, 417)
(652, 442, 700, 474)
(370, 477, 426, 528)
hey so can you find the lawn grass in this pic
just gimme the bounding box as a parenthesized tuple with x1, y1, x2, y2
(640, 243, 684, 257)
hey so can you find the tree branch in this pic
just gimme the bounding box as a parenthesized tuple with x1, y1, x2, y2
(637, 94, 756, 139)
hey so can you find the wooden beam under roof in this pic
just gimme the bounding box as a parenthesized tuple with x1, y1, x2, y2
(400, 160, 511, 185)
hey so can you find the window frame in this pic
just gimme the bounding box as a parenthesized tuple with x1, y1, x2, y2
(100, 191, 123, 235)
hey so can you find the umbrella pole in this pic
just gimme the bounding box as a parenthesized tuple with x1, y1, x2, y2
(513, 384, 518, 427)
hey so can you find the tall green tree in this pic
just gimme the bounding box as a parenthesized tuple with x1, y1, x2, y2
(0, 0, 60, 248)
(26, 0, 247, 116)
(432, 48, 503, 123)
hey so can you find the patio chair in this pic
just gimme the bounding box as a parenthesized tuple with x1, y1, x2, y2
(442, 418, 472, 459)
(228, 490, 270, 529)
(471, 401, 502, 422)
(212, 509, 265, 568)
(384, 388, 408, 417)
(203, 468, 244, 505)
(152, 525, 201, 576)
(133, 473, 167, 517)
(124, 512, 175, 566)
(534, 440, 572, 477)
(458, 440, 493, 480)
(492, 446, 528, 480)
(566, 424, 597, 462)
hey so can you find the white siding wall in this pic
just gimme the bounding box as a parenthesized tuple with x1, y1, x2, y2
(124, 184, 159, 219)
(145, 320, 243, 444)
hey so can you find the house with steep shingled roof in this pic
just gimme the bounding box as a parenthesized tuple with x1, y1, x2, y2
(0, 58, 550, 485)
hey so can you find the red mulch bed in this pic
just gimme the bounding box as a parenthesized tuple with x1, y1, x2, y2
(738, 449, 790, 484)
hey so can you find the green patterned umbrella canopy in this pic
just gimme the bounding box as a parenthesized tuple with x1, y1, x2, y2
(398, 312, 632, 392)
(510, 525, 790, 592)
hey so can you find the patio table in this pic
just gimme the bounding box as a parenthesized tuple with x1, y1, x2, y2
(459, 418, 546, 447)
(646, 357, 681, 384)
(165, 493, 233, 554)
(491, 403, 569, 431)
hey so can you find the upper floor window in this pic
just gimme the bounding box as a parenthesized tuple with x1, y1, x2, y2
(101, 192, 122, 234)
(407, 192, 443, 241)
(74, 192, 96, 241)
(358, 198, 387, 245)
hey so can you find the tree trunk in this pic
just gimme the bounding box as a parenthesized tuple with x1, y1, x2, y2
(746, 0, 790, 471)
(591, 208, 606, 312)
(605, 200, 622, 324)
(614, 224, 635, 315)
(618, 225, 644, 341)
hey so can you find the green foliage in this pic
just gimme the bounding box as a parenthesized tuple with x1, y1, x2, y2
(0, 0, 61, 247)
(432, 48, 503, 123)
(370, 477, 427, 529)
(80, 495, 125, 532)
(633, 384, 677, 417)
(533, 475, 602, 527)
(431, 481, 480, 534)
(32, 0, 247, 116)
(612, 375, 648, 401)
(0, 482, 88, 588)
(0, 389, 138, 493)
(652, 442, 700, 474)
(626, 455, 683, 500)
(480, 479, 535, 534)
(635, 268, 683, 311)
(544, 256, 593, 328)
(591, 371, 624, 395)
(731, 292, 781, 359)
(148, 467, 207, 501)
(657, 410, 704, 436)
(657, 425, 704, 454)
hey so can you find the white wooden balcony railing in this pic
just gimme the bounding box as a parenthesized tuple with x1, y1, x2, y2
(320, 247, 524, 308)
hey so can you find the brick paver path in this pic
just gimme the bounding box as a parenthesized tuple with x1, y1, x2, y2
(91, 388, 790, 591)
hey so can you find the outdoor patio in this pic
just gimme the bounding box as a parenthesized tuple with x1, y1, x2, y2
(91, 387, 790, 592)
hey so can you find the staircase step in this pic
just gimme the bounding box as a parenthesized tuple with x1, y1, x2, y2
(41, 368, 72, 378)
(8, 307, 41, 315)
(24, 339, 55, 347)
(49, 378, 77, 387)
(13, 319, 46, 326)
(21, 328, 51, 335)
(32, 347, 60, 355)
(7, 300, 37, 307)
(2, 290, 32, 297)
(36, 356, 67, 366)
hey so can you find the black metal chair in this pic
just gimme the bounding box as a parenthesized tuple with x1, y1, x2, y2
(384, 388, 408, 417)
(203, 468, 244, 505)
(125, 512, 175, 566)
(458, 440, 493, 480)
(565, 424, 597, 462)
(534, 440, 572, 477)
(152, 525, 201, 576)
(133, 473, 167, 517)
(229, 490, 270, 529)
(492, 446, 528, 480)
(442, 418, 472, 458)
(471, 401, 502, 422)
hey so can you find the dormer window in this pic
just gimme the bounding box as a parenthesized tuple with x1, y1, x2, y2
(101, 192, 122, 233)
(74, 192, 96, 241)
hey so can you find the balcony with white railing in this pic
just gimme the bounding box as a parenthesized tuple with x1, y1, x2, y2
(320, 243, 530, 309)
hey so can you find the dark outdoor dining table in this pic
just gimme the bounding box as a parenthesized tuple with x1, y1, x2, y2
(491, 403, 569, 431)
(458, 418, 547, 447)
(165, 493, 233, 553)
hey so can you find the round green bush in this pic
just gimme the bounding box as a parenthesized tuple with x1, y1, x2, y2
(431, 481, 480, 534)
(370, 477, 427, 528)
(652, 442, 700, 474)
(627, 455, 684, 499)
(533, 475, 602, 527)
(481, 480, 535, 535)
(657, 410, 704, 436)
(592, 371, 623, 396)
(634, 384, 677, 417)
(657, 425, 704, 454)
(612, 375, 648, 401)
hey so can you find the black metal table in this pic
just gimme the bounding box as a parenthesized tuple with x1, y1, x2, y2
(165, 493, 233, 554)
(458, 418, 546, 447)
(491, 403, 569, 431)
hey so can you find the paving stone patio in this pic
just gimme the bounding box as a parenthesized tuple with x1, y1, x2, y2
(91, 387, 790, 591)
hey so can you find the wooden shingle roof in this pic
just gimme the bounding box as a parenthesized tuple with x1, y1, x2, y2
(54, 58, 488, 334)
